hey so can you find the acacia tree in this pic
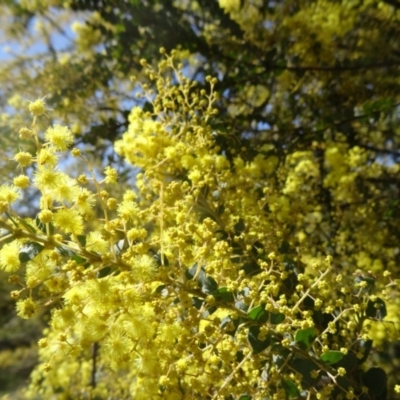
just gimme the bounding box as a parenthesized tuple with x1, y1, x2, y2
(0, 0, 399, 399)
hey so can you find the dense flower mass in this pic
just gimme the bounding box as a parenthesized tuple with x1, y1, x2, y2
(0, 52, 398, 400)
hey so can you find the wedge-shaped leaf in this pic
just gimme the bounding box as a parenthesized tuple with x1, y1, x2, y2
(213, 287, 235, 302)
(155, 284, 166, 294)
(248, 305, 268, 322)
(271, 344, 291, 369)
(282, 379, 301, 398)
(335, 352, 358, 372)
(248, 326, 271, 354)
(235, 299, 249, 313)
(366, 297, 387, 320)
(153, 252, 169, 267)
(76, 235, 86, 247)
(355, 339, 373, 365)
(35, 216, 54, 235)
(58, 244, 86, 264)
(185, 264, 206, 284)
(192, 297, 203, 310)
(19, 242, 44, 263)
(362, 367, 387, 398)
(98, 266, 112, 278)
(241, 261, 262, 276)
(289, 358, 320, 389)
(295, 327, 315, 349)
(320, 351, 344, 365)
(18, 218, 37, 233)
(270, 312, 285, 324)
(220, 316, 240, 336)
(234, 218, 245, 234)
(202, 276, 218, 294)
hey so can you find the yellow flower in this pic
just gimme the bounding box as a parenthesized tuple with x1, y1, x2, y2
(45, 124, 74, 150)
(34, 167, 67, 192)
(0, 184, 20, 203)
(53, 208, 84, 235)
(86, 231, 109, 254)
(38, 209, 53, 223)
(16, 297, 38, 319)
(13, 175, 30, 189)
(104, 166, 118, 184)
(14, 151, 33, 167)
(128, 254, 157, 282)
(37, 146, 58, 167)
(19, 127, 33, 140)
(0, 241, 22, 272)
(28, 97, 47, 117)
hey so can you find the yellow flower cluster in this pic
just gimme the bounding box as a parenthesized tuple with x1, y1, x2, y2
(0, 54, 395, 399)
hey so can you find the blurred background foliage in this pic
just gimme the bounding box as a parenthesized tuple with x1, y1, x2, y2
(0, 0, 400, 397)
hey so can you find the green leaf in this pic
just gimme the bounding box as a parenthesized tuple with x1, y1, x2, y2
(248, 326, 271, 354)
(98, 266, 112, 278)
(192, 297, 203, 310)
(56, 243, 86, 264)
(278, 240, 290, 254)
(295, 327, 315, 349)
(335, 351, 358, 372)
(331, 376, 351, 398)
(271, 344, 291, 369)
(366, 297, 387, 320)
(241, 261, 262, 276)
(185, 264, 206, 283)
(19, 242, 44, 263)
(282, 379, 301, 398)
(289, 358, 320, 389)
(202, 276, 218, 294)
(153, 252, 169, 267)
(213, 287, 234, 302)
(355, 339, 373, 365)
(248, 305, 268, 322)
(220, 316, 240, 336)
(155, 284, 166, 294)
(239, 396, 252, 400)
(235, 299, 249, 312)
(270, 312, 285, 324)
(76, 235, 86, 247)
(362, 367, 387, 398)
(17, 218, 37, 233)
(234, 218, 246, 234)
(320, 351, 344, 365)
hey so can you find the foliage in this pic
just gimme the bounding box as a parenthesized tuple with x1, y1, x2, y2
(0, 0, 400, 399)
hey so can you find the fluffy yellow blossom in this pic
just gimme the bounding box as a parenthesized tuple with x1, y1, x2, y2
(45, 124, 74, 150)
(0, 184, 20, 204)
(19, 127, 33, 140)
(13, 175, 30, 189)
(38, 209, 53, 223)
(16, 297, 39, 319)
(53, 208, 84, 235)
(86, 231, 109, 254)
(128, 254, 157, 282)
(37, 147, 58, 167)
(34, 168, 68, 192)
(0, 241, 22, 272)
(28, 97, 47, 117)
(14, 151, 33, 167)
(104, 166, 118, 184)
